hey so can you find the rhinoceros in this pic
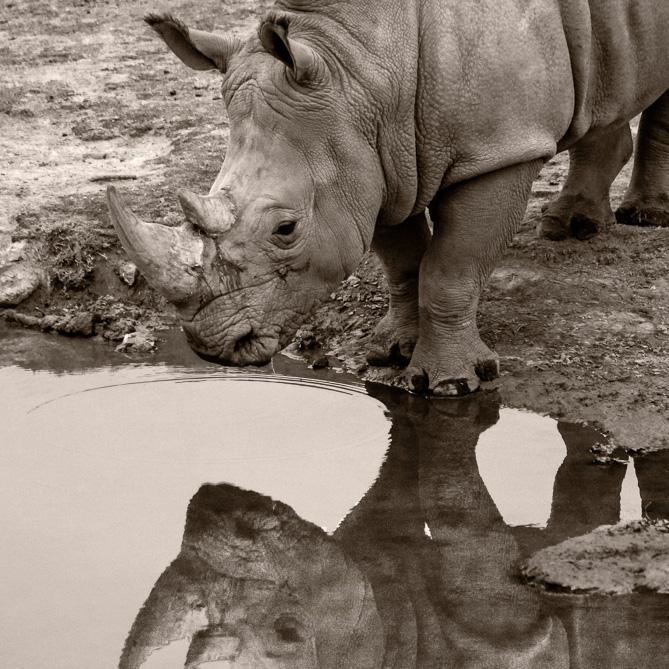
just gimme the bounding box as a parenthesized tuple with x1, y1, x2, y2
(108, 1, 669, 395)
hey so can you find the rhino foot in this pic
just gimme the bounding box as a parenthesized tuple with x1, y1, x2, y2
(405, 341, 499, 398)
(615, 201, 669, 228)
(538, 195, 613, 241)
(538, 212, 603, 241)
(366, 312, 417, 367)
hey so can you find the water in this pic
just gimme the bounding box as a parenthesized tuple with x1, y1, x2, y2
(0, 325, 667, 668)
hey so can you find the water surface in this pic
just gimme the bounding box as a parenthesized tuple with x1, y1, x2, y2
(0, 325, 667, 668)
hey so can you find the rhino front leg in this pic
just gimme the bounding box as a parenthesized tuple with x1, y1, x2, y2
(539, 123, 633, 241)
(617, 90, 669, 228)
(366, 213, 431, 366)
(407, 160, 543, 396)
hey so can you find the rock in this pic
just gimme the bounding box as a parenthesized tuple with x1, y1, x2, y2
(295, 328, 319, 351)
(117, 261, 138, 287)
(115, 329, 156, 354)
(54, 312, 95, 337)
(1, 308, 94, 337)
(101, 317, 137, 342)
(311, 355, 329, 370)
(488, 267, 542, 293)
(71, 117, 119, 141)
(0, 238, 27, 265)
(1, 309, 43, 328)
(0, 263, 41, 306)
(581, 310, 657, 336)
(522, 520, 669, 595)
(342, 275, 361, 288)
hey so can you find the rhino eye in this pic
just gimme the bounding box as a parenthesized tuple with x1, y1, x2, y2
(274, 221, 297, 237)
(273, 615, 304, 643)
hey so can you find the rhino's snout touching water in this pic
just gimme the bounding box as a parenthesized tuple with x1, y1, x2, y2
(108, 13, 381, 367)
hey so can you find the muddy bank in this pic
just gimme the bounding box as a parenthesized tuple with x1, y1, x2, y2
(523, 520, 669, 595)
(1, 0, 668, 452)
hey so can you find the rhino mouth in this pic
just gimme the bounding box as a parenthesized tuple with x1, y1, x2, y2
(182, 318, 280, 367)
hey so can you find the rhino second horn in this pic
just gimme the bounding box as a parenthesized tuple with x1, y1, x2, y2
(178, 188, 236, 236)
(107, 186, 204, 303)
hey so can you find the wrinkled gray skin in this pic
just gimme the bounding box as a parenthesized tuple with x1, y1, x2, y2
(119, 484, 383, 669)
(108, 0, 669, 395)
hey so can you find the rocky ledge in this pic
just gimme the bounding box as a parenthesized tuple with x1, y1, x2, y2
(522, 520, 669, 595)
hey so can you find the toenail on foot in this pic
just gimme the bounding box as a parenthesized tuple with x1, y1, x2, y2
(408, 370, 429, 394)
(432, 378, 478, 397)
(475, 359, 500, 381)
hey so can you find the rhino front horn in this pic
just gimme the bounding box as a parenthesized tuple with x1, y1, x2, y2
(107, 186, 205, 304)
(119, 557, 208, 669)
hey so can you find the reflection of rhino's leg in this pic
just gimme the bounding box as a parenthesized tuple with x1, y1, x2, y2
(633, 450, 669, 520)
(539, 123, 633, 240)
(367, 213, 431, 367)
(336, 389, 432, 666)
(617, 90, 669, 228)
(543, 423, 627, 545)
(415, 399, 568, 668)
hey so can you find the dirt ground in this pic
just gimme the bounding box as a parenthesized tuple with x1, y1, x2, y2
(2, 0, 668, 454)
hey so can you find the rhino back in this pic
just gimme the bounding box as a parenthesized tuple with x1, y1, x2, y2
(412, 0, 668, 205)
(274, 1, 668, 217)
(558, 0, 669, 147)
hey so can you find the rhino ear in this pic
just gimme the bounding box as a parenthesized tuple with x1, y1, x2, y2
(145, 14, 241, 72)
(259, 19, 325, 84)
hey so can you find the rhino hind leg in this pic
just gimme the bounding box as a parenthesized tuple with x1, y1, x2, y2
(616, 90, 669, 228)
(539, 123, 633, 241)
(366, 213, 431, 367)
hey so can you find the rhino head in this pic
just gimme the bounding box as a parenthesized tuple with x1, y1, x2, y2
(108, 12, 389, 365)
(120, 484, 383, 668)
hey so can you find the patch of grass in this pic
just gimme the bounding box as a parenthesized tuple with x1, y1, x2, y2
(0, 85, 25, 114)
(28, 218, 110, 291)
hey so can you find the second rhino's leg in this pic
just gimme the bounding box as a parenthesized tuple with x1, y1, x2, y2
(408, 160, 543, 397)
(539, 123, 633, 240)
(617, 90, 669, 228)
(366, 213, 431, 366)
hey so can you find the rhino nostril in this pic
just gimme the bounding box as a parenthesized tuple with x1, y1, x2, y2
(233, 327, 256, 353)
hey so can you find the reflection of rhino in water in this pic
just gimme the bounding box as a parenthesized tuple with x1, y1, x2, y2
(120, 484, 383, 668)
(122, 386, 669, 668)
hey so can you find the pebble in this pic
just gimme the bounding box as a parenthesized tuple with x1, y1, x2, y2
(0, 263, 41, 306)
(54, 312, 95, 337)
(116, 329, 156, 354)
(311, 355, 329, 370)
(0, 239, 26, 265)
(117, 261, 138, 287)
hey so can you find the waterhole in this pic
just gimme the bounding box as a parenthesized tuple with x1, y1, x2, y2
(0, 326, 667, 668)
